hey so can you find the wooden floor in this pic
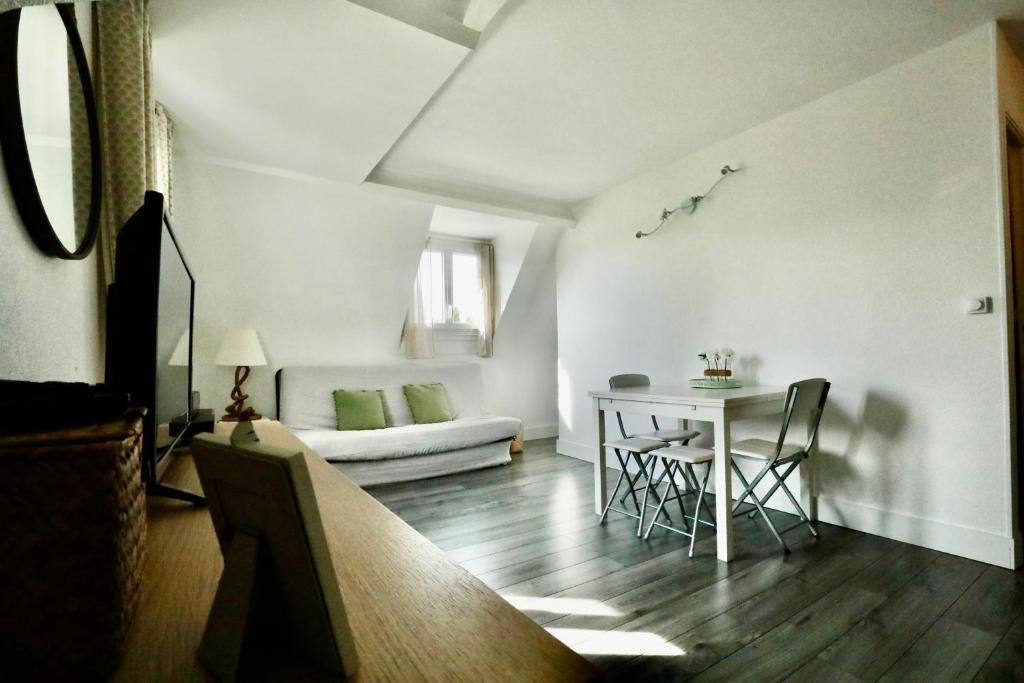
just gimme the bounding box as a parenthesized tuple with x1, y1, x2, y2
(368, 438, 1024, 682)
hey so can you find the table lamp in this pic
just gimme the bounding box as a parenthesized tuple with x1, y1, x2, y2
(215, 328, 267, 422)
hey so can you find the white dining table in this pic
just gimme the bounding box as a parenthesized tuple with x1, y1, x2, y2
(588, 383, 798, 562)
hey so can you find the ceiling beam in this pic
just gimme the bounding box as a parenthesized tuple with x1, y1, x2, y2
(364, 166, 576, 226)
(346, 0, 479, 49)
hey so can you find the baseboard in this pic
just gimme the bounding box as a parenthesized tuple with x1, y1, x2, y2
(816, 496, 1017, 569)
(555, 438, 1017, 568)
(524, 424, 558, 441)
(556, 438, 593, 461)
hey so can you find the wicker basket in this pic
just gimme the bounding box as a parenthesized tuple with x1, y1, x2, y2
(510, 431, 525, 454)
(0, 411, 147, 680)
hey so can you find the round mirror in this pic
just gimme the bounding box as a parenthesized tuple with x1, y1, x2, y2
(0, 5, 101, 260)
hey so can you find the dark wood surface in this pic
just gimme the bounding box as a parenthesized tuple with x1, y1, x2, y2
(370, 438, 1024, 682)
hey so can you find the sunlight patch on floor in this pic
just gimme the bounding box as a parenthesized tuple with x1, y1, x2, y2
(501, 595, 620, 617)
(546, 627, 685, 656)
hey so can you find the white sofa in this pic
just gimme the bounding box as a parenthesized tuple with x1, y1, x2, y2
(276, 363, 520, 486)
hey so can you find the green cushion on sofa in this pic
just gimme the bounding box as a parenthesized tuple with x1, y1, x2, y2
(403, 383, 452, 424)
(333, 389, 390, 430)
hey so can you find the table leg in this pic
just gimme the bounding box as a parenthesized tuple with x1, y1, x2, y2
(713, 414, 733, 561)
(593, 397, 607, 515)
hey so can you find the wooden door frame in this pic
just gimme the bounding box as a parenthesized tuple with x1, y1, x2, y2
(1002, 115, 1024, 568)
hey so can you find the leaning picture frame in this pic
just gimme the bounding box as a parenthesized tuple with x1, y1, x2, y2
(191, 424, 358, 680)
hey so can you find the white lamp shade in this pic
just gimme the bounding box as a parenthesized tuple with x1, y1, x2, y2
(168, 331, 190, 366)
(215, 329, 267, 367)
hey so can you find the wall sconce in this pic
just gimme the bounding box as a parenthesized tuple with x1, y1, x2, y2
(635, 165, 742, 239)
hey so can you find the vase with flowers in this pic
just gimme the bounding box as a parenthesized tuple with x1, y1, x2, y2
(691, 348, 742, 388)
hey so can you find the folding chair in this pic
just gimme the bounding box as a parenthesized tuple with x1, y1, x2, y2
(730, 378, 831, 552)
(598, 435, 670, 535)
(609, 374, 701, 444)
(604, 374, 701, 536)
(642, 444, 716, 557)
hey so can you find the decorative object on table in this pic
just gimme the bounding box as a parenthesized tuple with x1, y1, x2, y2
(191, 430, 359, 681)
(689, 348, 744, 388)
(635, 165, 742, 239)
(0, 410, 147, 680)
(216, 328, 268, 421)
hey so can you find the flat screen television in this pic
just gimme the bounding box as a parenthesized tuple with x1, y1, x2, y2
(106, 190, 203, 504)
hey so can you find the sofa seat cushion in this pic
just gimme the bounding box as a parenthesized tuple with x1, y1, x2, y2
(292, 416, 521, 462)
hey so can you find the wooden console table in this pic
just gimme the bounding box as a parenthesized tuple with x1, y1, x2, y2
(113, 421, 596, 682)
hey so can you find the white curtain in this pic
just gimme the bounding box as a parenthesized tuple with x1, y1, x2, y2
(477, 241, 495, 358)
(402, 238, 435, 359)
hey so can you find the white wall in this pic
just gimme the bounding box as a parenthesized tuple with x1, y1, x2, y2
(493, 225, 535, 316)
(557, 24, 1015, 566)
(488, 224, 560, 437)
(171, 158, 560, 436)
(0, 166, 102, 383)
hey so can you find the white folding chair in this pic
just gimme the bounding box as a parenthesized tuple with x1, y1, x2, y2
(604, 374, 701, 535)
(609, 374, 701, 443)
(642, 444, 716, 557)
(730, 378, 831, 552)
(599, 435, 670, 535)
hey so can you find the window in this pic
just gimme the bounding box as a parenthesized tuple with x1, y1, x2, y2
(425, 237, 485, 330)
(404, 234, 496, 359)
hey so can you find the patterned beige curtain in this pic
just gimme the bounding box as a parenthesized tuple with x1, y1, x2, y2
(67, 5, 91, 246)
(476, 241, 495, 358)
(93, 0, 155, 284)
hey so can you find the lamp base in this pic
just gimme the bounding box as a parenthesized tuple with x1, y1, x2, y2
(221, 366, 261, 423)
(220, 409, 262, 423)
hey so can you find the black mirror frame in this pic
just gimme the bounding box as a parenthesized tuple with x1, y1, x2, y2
(0, 5, 102, 260)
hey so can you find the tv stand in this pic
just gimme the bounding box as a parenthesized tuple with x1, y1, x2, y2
(148, 481, 205, 505)
(145, 447, 205, 505)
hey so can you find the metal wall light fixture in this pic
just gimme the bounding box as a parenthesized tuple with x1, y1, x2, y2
(635, 165, 742, 239)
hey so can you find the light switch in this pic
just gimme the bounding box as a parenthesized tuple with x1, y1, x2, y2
(965, 297, 991, 315)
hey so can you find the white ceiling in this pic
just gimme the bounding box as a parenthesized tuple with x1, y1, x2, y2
(377, 0, 1024, 205)
(151, 0, 1024, 214)
(150, 0, 470, 183)
(428, 205, 535, 239)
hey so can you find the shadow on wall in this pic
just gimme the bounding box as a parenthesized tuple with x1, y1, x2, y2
(816, 389, 911, 538)
(734, 354, 763, 385)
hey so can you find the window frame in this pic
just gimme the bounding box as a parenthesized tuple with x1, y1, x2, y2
(427, 235, 488, 333)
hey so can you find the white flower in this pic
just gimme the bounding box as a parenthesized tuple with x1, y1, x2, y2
(721, 348, 735, 360)
(704, 348, 718, 360)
